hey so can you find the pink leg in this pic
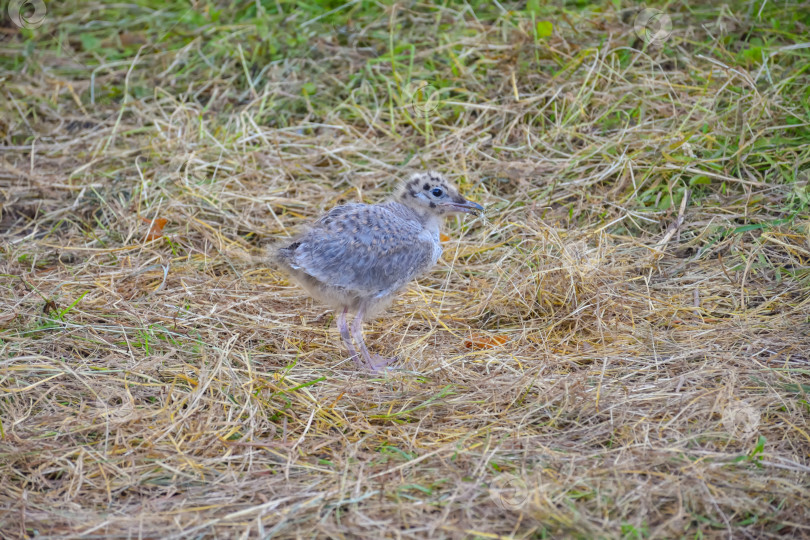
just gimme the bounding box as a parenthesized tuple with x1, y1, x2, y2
(337, 307, 363, 369)
(351, 308, 397, 372)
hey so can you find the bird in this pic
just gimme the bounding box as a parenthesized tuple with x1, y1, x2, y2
(275, 171, 483, 371)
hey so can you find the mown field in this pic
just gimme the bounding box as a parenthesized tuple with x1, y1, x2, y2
(1, 1, 809, 538)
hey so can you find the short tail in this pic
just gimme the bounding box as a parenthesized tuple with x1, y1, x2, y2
(269, 241, 301, 271)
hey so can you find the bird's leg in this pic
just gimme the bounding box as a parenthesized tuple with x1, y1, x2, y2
(351, 308, 397, 372)
(350, 309, 373, 369)
(337, 307, 362, 368)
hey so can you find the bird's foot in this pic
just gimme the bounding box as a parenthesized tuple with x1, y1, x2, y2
(346, 353, 366, 370)
(366, 354, 398, 373)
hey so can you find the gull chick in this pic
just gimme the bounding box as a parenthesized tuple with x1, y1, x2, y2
(276, 171, 483, 371)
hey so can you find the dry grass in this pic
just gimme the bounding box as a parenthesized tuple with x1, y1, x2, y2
(1, 1, 810, 538)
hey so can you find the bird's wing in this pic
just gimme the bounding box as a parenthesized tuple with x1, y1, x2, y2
(290, 204, 437, 295)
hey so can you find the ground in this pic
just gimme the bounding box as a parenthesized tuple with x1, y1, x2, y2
(1, 1, 809, 538)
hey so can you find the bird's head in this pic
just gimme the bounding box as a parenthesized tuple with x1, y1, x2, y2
(397, 171, 483, 218)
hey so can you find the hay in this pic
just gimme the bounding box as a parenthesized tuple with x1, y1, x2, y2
(1, 1, 809, 538)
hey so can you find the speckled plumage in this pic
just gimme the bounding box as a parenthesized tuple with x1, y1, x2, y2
(276, 171, 483, 371)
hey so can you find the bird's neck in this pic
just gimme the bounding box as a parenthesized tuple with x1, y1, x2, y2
(416, 211, 443, 235)
(385, 201, 443, 232)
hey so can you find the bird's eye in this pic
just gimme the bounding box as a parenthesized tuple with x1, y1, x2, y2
(431, 188, 443, 197)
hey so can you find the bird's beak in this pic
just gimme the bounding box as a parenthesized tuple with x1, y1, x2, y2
(442, 197, 484, 214)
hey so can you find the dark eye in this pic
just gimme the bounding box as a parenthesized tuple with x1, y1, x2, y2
(431, 188, 443, 197)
